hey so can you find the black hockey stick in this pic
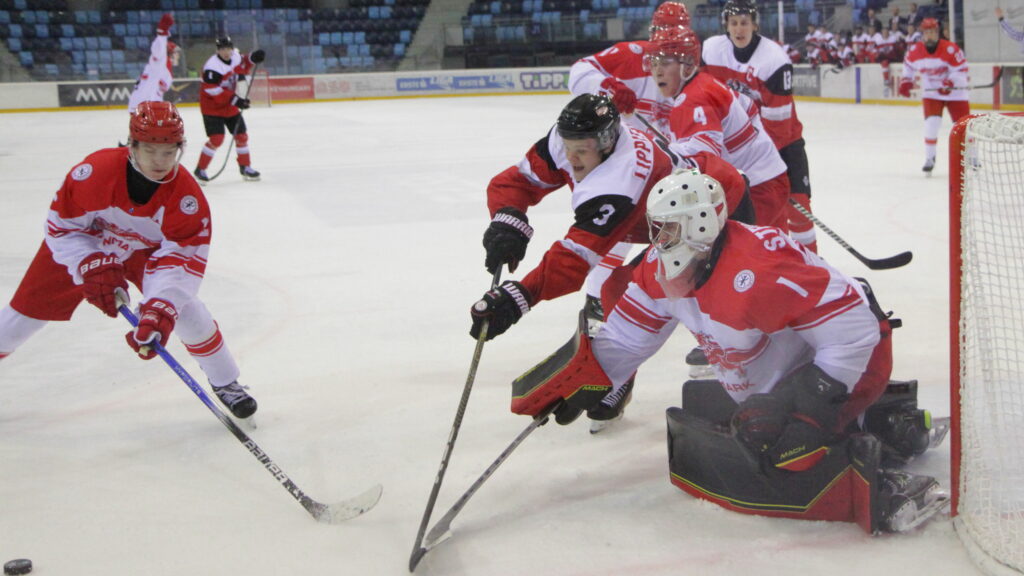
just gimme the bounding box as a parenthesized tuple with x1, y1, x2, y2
(414, 401, 560, 567)
(409, 268, 502, 571)
(207, 63, 260, 182)
(923, 66, 1003, 91)
(788, 199, 912, 270)
(119, 303, 382, 523)
(636, 113, 912, 270)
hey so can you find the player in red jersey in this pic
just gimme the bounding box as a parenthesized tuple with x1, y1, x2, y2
(513, 169, 949, 532)
(127, 13, 180, 114)
(0, 102, 256, 420)
(702, 0, 817, 252)
(646, 25, 790, 232)
(568, 1, 689, 133)
(193, 36, 265, 183)
(898, 18, 970, 173)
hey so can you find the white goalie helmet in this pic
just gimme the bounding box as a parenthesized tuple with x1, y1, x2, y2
(646, 168, 728, 281)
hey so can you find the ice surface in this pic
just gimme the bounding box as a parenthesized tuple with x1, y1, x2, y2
(0, 96, 982, 575)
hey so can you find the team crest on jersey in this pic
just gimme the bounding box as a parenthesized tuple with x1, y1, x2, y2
(71, 164, 93, 181)
(733, 269, 755, 292)
(628, 43, 643, 54)
(180, 195, 199, 215)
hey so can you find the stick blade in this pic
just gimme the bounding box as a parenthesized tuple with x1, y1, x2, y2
(310, 484, 383, 524)
(409, 547, 429, 572)
(863, 250, 913, 270)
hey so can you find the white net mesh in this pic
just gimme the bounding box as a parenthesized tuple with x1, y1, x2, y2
(955, 113, 1024, 576)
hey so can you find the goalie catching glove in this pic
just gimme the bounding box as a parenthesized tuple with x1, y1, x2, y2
(470, 281, 532, 341)
(79, 252, 128, 318)
(126, 298, 178, 360)
(731, 363, 849, 472)
(483, 207, 533, 274)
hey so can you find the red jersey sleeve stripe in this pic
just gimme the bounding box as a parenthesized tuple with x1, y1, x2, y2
(616, 292, 671, 333)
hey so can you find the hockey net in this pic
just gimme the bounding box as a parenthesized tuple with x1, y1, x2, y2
(950, 112, 1024, 576)
(240, 68, 271, 108)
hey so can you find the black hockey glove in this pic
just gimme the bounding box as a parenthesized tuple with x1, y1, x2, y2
(470, 281, 532, 341)
(731, 393, 787, 456)
(231, 95, 251, 109)
(483, 207, 533, 274)
(250, 49, 266, 63)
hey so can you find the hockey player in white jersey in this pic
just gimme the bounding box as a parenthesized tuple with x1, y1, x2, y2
(703, 0, 818, 252)
(127, 13, 180, 113)
(511, 168, 949, 532)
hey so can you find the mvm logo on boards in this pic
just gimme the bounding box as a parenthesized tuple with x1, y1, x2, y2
(57, 82, 135, 107)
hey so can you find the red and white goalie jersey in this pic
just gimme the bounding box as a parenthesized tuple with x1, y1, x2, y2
(569, 41, 674, 133)
(46, 147, 211, 308)
(199, 49, 256, 117)
(901, 38, 969, 101)
(593, 222, 887, 407)
(702, 34, 804, 150)
(664, 71, 787, 187)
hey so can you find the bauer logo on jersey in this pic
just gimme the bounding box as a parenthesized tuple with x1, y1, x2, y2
(734, 270, 755, 293)
(71, 163, 93, 181)
(180, 195, 199, 215)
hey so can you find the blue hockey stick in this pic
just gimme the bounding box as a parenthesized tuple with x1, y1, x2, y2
(119, 303, 381, 523)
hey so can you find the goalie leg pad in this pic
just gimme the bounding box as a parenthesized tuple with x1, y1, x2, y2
(667, 406, 864, 524)
(510, 311, 612, 418)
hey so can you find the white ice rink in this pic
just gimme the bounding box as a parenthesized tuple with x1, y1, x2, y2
(0, 95, 984, 575)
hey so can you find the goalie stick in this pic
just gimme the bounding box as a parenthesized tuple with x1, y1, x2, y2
(923, 66, 1003, 91)
(207, 63, 260, 182)
(118, 303, 382, 523)
(633, 114, 913, 270)
(410, 401, 560, 570)
(409, 268, 502, 571)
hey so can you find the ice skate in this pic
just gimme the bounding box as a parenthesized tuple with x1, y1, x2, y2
(213, 380, 258, 419)
(240, 165, 261, 181)
(193, 167, 210, 184)
(863, 380, 948, 464)
(922, 156, 935, 175)
(583, 294, 604, 338)
(686, 346, 714, 378)
(588, 377, 633, 434)
(877, 469, 949, 532)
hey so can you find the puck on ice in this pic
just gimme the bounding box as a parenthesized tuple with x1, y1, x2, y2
(3, 559, 32, 575)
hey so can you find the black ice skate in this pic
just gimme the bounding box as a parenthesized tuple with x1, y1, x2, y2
(922, 156, 936, 174)
(193, 167, 210, 184)
(877, 469, 949, 532)
(240, 165, 261, 181)
(588, 377, 634, 434)
(213, 381, 258, 419)
(863, 380, 949, 464)
(686, 346, 714, 378)
(584, 294, 604, 338)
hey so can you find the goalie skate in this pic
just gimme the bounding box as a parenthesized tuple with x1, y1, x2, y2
(588, 377, 634, 434)
(878, 469, 950, 532)
(686, 346, 714, 378)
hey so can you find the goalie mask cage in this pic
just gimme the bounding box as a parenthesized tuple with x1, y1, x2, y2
(950, 112, 1024, 576)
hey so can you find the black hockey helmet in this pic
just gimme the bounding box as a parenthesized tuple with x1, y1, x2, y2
(215, 35, 234, 48)
(556, 93, 620, 152)
(721, 0, 758, 26)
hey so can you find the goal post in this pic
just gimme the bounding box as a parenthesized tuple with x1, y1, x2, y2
(949, 112, 1024, 576)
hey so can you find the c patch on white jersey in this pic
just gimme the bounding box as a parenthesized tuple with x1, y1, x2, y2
(180, 195, 199, 215)
(733, 269, 755, 293)
(71, 164, 93, 181)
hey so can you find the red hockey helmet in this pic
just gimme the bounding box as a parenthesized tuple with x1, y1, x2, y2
(920, 17, 939, 31)
(649, 2, 691, 38)
(646, 25, 702, 73)
(130, 101, 185, 144)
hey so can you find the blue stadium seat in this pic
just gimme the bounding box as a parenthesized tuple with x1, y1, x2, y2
(72, 37, 84, 50)
(99, 36, 111, 50)
(59, 37, 72, 50)
(22, 11, 36, 24)
(330, 31, 342, 44)
(113, 50, 125, 62)
(8, 37, 21, 51)
(85, 37, 98, 49)
(355, 31, 365, 43)
(19, 51, 33, 67)
(127, 23, 139, 36)
(88, 11, 100, 24)
(127, 12, 139, 23)
(318, 32, 330, 44)
(394, 42, 405, 56)
(399, 29, 411, 42)
(14, 0, 27, 11)
(369, 6, 380, 18)
(0, 11, 8, 25)
(71, 50, 84, 63)
(45, 63, 58, 76)
(61, 23, 75, 37)
(9, 23, 21, 37)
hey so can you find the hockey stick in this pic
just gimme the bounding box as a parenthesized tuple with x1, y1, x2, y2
(409, 267, 502, 572)
(418, 401, 560, 559)
(787, 199, 912, 270)
(923, 67, 1003, 91)
(118, 303, 382, 523)
(206, 63, 260, 182)
(636, 112, 912, 270)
